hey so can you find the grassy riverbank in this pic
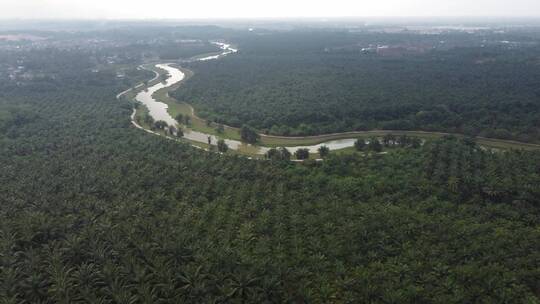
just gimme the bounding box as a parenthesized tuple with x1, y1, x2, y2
(131, 74, 264, 157)
(135, 64, 540, 155)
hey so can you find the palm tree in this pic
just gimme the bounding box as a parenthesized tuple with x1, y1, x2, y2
(368, 137, 382, 152)
(223, 272, 261, 303)
(354, 138, 366, 151)
(176, 127, 184, 137)
(294, 148, 310, 160)
(176, 265, 210, 301)
(217, 139, 228, 153)
(168, 126, 177, 136)
(279, 147, 291, 160)
(0, 294, 20, 304)
(398, 135, 410, 147)
(107, 277, 137, 304)
(383, 134, 396, 147)
(154, 120, 167, 130)
(72, 263, 105, 303)
(175, 114, 184, 125)
(318, 145, 330, 158)
(143, 114, 154, 126)
(20, 273, 48, 303)
(240, 125, 260, 144)
(0, 266, 23, 301)
(137, 283, 158, 304)
(47, 264, 75, 304)
(265, 148, 280, 160)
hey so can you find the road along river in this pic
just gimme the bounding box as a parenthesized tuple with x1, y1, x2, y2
(135, 63, 365, 154)
(129, 42, 540, 155)
(133, 42, 364, 154)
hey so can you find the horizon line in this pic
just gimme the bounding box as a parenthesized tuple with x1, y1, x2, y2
(1, 16, 540, 21)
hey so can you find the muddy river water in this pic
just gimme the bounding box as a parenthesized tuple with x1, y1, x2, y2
(135, 42, 360, 154)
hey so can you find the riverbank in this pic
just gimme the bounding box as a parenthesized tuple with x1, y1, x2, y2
(152, 65, 540, 152)
(120, 42, 540, 156)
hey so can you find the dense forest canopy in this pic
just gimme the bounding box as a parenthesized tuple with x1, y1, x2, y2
(173, 28, 540, 142)
(0, 24, 539, 302)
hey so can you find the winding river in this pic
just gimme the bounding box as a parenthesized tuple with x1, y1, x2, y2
(133, 42, 362, 154)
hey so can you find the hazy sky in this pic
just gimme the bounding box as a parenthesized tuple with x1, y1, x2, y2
(2, 0, 540, 19)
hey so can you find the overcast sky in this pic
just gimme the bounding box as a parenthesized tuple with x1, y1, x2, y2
(1, 0, 540, 19)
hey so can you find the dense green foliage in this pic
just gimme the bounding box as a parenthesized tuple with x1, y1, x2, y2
(265, 147, 292, 161)
(318, 145, 330, 158)
(173, 29, 540, 142)
(240, 125, 260, 143)
(217, 138, 228, 152)
(1, 26, 540, 303)
(354, 138, 367, 151)
(294, 148, 310, 160)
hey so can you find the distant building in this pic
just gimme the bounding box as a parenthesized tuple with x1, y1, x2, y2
(377, 45, 405, 56)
